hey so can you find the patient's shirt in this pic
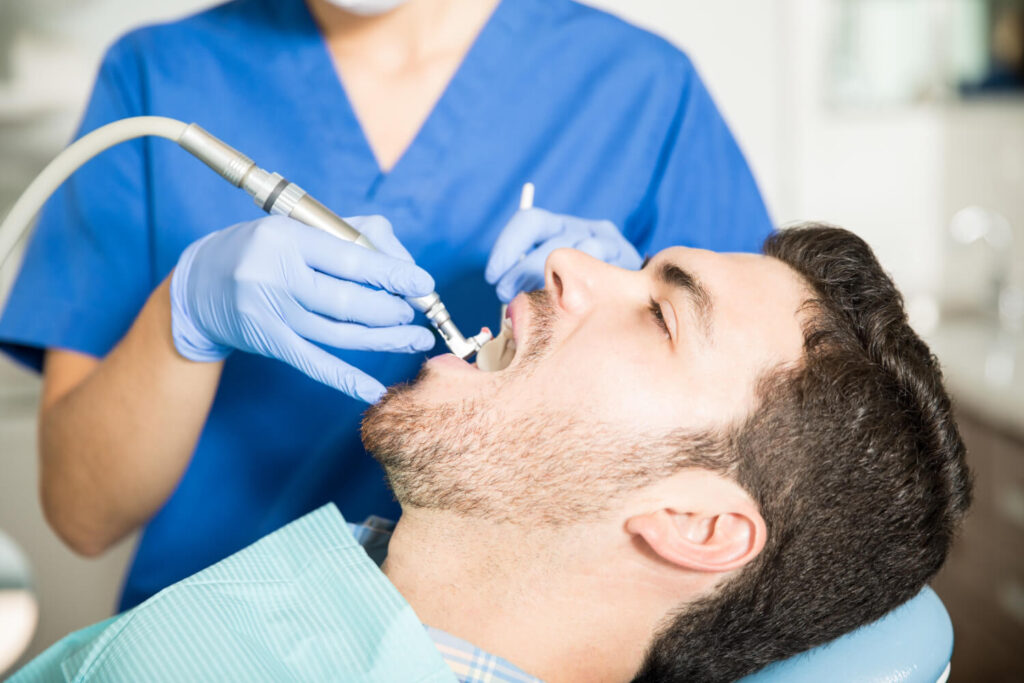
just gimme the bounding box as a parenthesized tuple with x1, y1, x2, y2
(10, 506, 542, 682)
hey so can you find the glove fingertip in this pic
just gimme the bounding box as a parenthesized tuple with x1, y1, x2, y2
(496, 283, 516, 304)
(360, 382, 387, 404)
(412, 329, 437, 352)
(484, 254, 508, 283)
(397, 301, 416, 324)
(345, 372, 386, 404)
(403, 268, 435, 296)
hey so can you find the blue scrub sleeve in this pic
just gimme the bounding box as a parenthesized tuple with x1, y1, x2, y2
(0, 38, 153, 371)
(631, 58, 774, 257)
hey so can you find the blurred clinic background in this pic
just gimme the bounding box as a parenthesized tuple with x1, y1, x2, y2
(1, 0, 1023, 679)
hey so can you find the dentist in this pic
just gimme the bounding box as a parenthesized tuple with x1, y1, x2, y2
(0, 0, 772, 611)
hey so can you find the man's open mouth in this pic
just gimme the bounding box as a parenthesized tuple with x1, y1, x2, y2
(475, 304, 518, 372)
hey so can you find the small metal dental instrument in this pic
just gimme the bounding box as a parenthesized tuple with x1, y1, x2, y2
(0, 116, 491, 359)
(477, 182, 534, 372)
(519, 182, 535, 212)
(499, 182, 535, 323)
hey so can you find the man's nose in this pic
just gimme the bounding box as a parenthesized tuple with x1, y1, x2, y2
(544, 248, 627, 315)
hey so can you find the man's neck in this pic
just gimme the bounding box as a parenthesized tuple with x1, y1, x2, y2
(382, 510, 668, 683)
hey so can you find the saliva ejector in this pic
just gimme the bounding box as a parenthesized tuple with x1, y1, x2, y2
(0, 116, 491, 360)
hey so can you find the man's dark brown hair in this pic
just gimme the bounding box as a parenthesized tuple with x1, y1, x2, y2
(633, 224, 973, 682)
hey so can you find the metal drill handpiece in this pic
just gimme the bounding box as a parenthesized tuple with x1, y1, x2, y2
(438, 319, 482, 359)
(416, 296, 492, 359)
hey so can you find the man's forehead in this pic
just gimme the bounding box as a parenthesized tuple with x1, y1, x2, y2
(652, 245, 766, 263)
(652, 247, 804, 291)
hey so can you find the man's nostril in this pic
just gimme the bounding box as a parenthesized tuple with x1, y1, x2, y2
(553, 272, 563, 299)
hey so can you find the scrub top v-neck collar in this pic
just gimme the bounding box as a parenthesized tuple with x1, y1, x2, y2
(265, 0, 533, 204)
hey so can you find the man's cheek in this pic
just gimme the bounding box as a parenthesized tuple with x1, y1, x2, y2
(556, 352, 665, 422)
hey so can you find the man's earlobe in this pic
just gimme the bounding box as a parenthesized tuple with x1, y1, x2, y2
(625, 507, 766, 572)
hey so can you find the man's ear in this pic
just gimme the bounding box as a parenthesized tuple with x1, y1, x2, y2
(625, 475, 766, 573)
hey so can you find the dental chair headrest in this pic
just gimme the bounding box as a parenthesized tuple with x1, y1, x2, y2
(739, 586, 953, 683)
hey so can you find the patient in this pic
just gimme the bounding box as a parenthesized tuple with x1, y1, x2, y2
(13, 224, 971, 683)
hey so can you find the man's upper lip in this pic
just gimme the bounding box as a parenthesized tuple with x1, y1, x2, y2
(507, 294, 525, 348)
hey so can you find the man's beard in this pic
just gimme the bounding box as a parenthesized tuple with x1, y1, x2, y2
(362, 291, 723, 525)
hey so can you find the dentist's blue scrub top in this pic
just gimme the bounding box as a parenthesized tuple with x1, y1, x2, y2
(0, 0, 772, 610)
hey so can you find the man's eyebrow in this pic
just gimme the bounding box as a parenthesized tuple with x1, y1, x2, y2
(656, 262, 715, 341)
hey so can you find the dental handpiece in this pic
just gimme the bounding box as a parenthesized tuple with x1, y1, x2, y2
(177, 125, 492, 359)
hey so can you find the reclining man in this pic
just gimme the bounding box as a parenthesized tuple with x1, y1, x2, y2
(13, 224, 971, 682)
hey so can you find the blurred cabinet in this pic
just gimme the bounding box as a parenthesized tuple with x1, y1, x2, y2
(931, 408, 1024, 682)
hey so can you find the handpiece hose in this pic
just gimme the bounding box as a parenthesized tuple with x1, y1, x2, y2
(0, 116, 490, 359)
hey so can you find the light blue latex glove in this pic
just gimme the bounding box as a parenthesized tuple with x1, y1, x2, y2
(484, 208, 643, 303)
(170, 215, 436, 403)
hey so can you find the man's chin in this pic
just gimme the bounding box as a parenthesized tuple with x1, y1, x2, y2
(370, 364, 433, 412)
(361, 373, 425, 471)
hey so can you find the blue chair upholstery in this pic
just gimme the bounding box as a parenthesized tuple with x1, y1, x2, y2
(740, 587, 953, 683)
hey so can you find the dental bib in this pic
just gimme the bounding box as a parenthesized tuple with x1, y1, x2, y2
(10, 506, 456, 682)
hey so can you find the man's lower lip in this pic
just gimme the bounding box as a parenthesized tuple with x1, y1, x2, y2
(427, 353, 478, 371)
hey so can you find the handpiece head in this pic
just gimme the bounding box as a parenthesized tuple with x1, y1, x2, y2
(437, 319, 492, 359)
(391, 289, 490, 360)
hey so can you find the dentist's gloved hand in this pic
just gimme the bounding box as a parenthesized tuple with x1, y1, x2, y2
(485, 209, 643, 303)
(170, 215, 436, 403)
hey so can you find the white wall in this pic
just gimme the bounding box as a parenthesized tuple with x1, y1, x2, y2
(784, 0, 947, 298)
(940, 102, 1024, 306)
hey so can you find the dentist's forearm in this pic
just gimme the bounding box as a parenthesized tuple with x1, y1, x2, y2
(38, 278, 223, 556)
